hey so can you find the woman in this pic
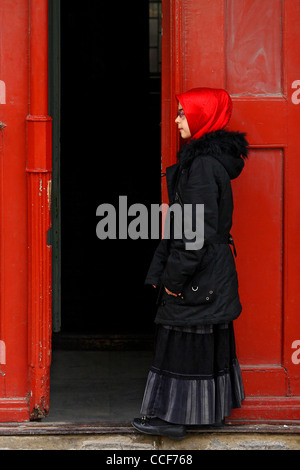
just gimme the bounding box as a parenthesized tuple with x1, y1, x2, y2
(132, 87, 248, 439)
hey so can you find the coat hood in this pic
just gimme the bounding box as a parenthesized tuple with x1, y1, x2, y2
(178, 129, 249, 180)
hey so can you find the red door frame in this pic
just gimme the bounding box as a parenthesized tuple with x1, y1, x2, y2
(26, 0, 52, 419)
(161, 0, 300, 422)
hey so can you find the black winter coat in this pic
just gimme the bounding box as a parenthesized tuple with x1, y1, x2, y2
(145, 130, 248, 325)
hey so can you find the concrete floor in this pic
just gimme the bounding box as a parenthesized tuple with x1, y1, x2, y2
(44, 349, 153, 424)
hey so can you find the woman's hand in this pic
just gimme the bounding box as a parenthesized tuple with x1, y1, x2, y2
(152, 285, 181, 297)
(165, 287, 181, 297)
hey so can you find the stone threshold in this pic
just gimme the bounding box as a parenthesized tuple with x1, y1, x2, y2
(0, 420, 299, 436)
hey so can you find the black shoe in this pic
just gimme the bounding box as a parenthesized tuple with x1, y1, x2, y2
(132, 416, 186, 440)
(211, 419, 225, 428)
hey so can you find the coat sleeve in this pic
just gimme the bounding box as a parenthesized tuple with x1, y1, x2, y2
(162, 157, 219, 294)
(144, 238, 169, 286)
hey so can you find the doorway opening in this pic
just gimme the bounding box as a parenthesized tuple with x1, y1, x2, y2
(47, 0, 162, 422)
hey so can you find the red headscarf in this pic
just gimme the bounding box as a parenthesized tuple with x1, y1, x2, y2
(176, 87, 233, 140)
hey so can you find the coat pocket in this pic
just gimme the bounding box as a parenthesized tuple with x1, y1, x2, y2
(179, 249, 217, 306)
(180, 275, 216, 306)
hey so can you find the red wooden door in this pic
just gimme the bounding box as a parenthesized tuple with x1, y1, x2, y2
(0, 0, 30, 422)
(162, 0, 300, 421)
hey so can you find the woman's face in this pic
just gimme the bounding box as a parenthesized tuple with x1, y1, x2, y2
(175, 103, 191, 139)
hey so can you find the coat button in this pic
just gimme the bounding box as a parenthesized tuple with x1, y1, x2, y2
(206, 296, 210, 301)
(209, 290, 213, 294)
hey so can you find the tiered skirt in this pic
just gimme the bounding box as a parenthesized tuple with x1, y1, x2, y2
(140, 322, 245, 425)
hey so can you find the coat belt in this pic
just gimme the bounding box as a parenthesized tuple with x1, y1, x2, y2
(205, 233, 237, 257)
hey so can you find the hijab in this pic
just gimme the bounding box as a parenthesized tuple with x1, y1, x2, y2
(176, 87, 233, 141)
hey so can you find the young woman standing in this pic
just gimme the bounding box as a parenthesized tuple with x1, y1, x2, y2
(133, 88, 248, 439)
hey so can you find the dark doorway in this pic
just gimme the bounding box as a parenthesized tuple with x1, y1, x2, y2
(48, 0, 162, 425)
(53, 1, 161, 339)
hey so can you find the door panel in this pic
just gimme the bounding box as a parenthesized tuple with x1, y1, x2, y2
(232, 149, 283, 367)
(162, 0, 300, 419)
(226, 0, 283, 96)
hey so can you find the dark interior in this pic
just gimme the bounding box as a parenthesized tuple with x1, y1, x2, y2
(60, 1, 161, 336)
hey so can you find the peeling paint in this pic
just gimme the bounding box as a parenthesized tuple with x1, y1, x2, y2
(47, 179, 52, 210)
(39, 178, 43, 196)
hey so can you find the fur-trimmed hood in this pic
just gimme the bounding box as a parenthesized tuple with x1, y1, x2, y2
(178, 129, 249, 180)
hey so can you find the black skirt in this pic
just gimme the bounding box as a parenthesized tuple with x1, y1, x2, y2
(140, 322, 245, 425)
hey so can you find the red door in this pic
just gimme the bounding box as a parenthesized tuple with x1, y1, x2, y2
(162, 0, 300, 421)
(0, 0, 51, 422)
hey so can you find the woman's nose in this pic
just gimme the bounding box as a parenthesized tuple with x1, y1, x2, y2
(175, 115, 180, 123)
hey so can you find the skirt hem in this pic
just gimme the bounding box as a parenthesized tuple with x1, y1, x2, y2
(140, 358, 245, 425)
